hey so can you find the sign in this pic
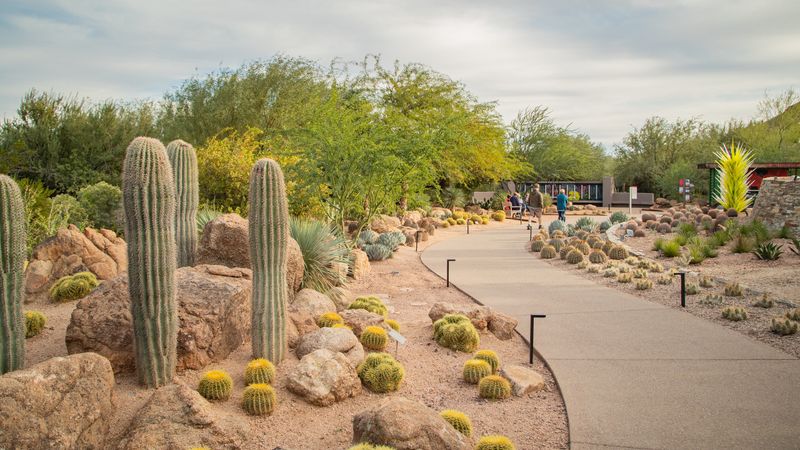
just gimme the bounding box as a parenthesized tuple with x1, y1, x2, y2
(630, 186, 638, 200)
(626, 229, 634, 238)
(388, 329, 406, 345)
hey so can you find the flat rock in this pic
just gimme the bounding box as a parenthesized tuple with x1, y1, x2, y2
(428, 302, 492, 330)
(290, 288, 337, 318)
(65, 265, 252, 373)
(499, 364, 545, 396)
(488, 311, 519, 340)
(296, 327, 365, 367)
(117, 382, 241, 449)
(0, 353, 115, 449)
(339, 308, 385, 336)
(352, 397, 471, 450)
(285, 349, 361, 406)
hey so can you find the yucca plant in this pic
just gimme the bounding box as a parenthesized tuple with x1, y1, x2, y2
(289, 217, 350, 292)
(753, 241, 783, 261)
(196, 208, 223, 233)
(714, 142, 754, 213)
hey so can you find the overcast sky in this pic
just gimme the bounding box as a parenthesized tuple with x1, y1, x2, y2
(1, 0, 798, 147)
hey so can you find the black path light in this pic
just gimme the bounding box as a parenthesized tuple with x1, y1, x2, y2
(529, 314, 547, 364)
(415, 230, 421, 252)
(677, 270, 687, 307)
(446, 258, 456, 287)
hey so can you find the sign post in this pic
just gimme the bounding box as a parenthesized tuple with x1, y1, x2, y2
(629, 186, 637, 215)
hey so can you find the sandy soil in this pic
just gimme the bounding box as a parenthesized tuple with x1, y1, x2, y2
(23, 219, 569, 450)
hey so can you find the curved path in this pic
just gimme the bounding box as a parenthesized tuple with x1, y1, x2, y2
(422, 225, 800, 449)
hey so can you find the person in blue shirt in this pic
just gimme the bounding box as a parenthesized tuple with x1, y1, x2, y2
(556, 189, 568, 222)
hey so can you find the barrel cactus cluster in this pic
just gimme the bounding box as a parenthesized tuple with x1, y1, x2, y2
(348, 295, 389, 317)
(357, 352, 404, 393)
(49, 271, 98, 302)
(433, 313, 480, 352)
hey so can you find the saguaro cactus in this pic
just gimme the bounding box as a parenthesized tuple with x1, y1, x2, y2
(248, 158, 289, 362)
(0, 175, 26, 374)
(166, 139, 199, 267)
(122, 137, 178, 387)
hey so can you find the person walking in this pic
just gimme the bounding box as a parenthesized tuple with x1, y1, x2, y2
(526, 184, 544, 229)
(556, 188, 568, 222)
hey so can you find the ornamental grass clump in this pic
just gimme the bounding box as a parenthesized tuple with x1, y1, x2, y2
(357, 352, 404, 393)
(317, 311, 344, 328)
(242, 383, 276, 415)
(349, 296, 388, 317)
(440, 409, 472, 437)
(474, 349, 500, 373)
(463, 359, 492, 384)
(360, 325, 389, 351)
(433, 314, 479, 352)
(197, 370, 233, 401)
(244, 358, 276, 385)
(714, 141, 754, 213)
(478, 375, 512, 400)
(722, 306, 748, 321)
(290, 218, 349, 291)
(476, 435, 516, 450)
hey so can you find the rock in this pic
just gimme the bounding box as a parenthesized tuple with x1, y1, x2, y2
(499, 364, 546, 396)
(65, 265, 252, 373)
(0, 353, 115, 449)
(24, 225, 126, 302)
(430, 207, 450, 220)
(402, 219, 418, 229)
(339, 308, 385, 336)
(349, 249, 370, 280)
(288, 309, 319, 348)
(488, 311, 518, 340)
(286, 349, 361, 406)
(296, 327, 365, 367)
(326, 286, 355, 311)
(403, 211, 423, 223)
(370, 214, 402, 233)
(331, 261, 349, 285)
(402, 229, 417, 247)
(290, 288, 337, 318)
(196, 213, 304, 293)
(117, 382, 241, 450)
(352, 397, 471, 450)
(418, 230, 430, 242)
(429, 302, 492, 331)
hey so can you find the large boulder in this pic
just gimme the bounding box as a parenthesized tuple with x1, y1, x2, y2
(290, 288, 337, 318)
(296, 327, 365, 367)
(402, 210, 423, 223)
(339, 308, 385, 336)
(488, 311, 519, 341)
(499, 365, 546, 397)
(286, 349, 361, 406)
(288, 309, 320, 349)
(117, 382, 241, 449)
(429, 302, 493, 331)
(65, 265, 252, 373)
(24, 226, 126, 302)
(352, 397, 471, 450)
(370, 214, 402, 233)
(0, 353, 115, 449)
(196, 213, 304, 293)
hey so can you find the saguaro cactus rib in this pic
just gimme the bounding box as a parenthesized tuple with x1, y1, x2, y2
(0, 175, 26, 374)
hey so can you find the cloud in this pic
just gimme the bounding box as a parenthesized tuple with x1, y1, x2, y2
(1, 0, 798, 147)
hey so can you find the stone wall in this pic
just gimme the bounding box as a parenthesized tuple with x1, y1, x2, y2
(752, 177, 800, 232)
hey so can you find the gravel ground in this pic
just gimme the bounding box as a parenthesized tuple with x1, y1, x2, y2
(23, 219, 569, 450)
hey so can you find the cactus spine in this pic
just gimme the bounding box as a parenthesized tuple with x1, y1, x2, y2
(249, 159, 289, 362)
(122, 137, 178, 387)
(0, 175, 26, 374)
(166, 140, 199, 267)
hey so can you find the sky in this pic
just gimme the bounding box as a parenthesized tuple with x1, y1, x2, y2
(1, 0, 798, 147)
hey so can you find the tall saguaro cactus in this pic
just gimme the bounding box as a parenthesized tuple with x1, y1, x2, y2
(0, 175, 26, 374)
(166, 139, 199, 267)
(122, 137, 178, 387)
(249, 158, 289, 361)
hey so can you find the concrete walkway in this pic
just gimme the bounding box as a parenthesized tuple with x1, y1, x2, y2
(421, 225, 800, 449)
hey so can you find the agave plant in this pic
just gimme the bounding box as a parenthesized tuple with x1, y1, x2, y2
(196, 208, 224, 233)
(789, 237, 800, 256)
(289, 217, 350, 291)
(753, 241, 783, 261)
(714, 142, 754, 213)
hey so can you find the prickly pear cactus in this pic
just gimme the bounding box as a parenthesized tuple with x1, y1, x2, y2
(0, 175, 26, 374)
(122, 137, 178, 387)
(248, 159, 289, 362)
(166, 140, 199, 267)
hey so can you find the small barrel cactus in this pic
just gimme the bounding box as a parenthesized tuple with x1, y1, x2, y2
(601, 240, 615, 255)
(242, 383, 277, 415)
(364, 244, 392, 261)
(384, 319, 400, 332)
(530, 240, 545, 252)
(559, 245, 574, 260)
(548, 238, 564, 252)
(360, 325, 389, 351)
(722, 306, 748, 321)
(540, 245, 557, 259)
(723, 282, 743, 297)
(752, 294, 773, 308)
(474, 349, 500, 373)
(771, 317, 798, 336)
(566, 249, 584, 265)
(349, 296, 388, 317)
(784, 308, 800, 321)
(49, 271, 99, 302)
(575, 242, 591, 255)
(635, 278, 653, 290)
(478, 375, 512, 400)
(166, 139, 199, 267)
(357, 352, 404, 393)
(617, 273, 633, 283)
(0, 175, 26, 374)
(476, 435, 516, 450)
(463, 359, 492, 384)
(433, 314, 480, 352)
(197, 370, 233, 401)
(24, 311, 46, 338)
(244, 358, 276, 385)
(588, 249, 607, 264)
(440, 409, 472, 437)
(317, 311, 344, 328)
(608, 245, 628, 260)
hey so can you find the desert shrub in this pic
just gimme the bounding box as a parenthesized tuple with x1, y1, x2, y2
(599, 221, 612, 232)
(24, 311, 46, 338)
(575, 217, 596, 231)
(77, 181, 122, 232)
(357, 352, 404, 393)
(244, 358, 276, 385)
(349, 296, 388, 317)
(609, 211, 628, 224)
(290, 218, 350, 291)
(433, 314, 479, 352)
(440, 409, 472, 437)
(478, 375, 512, 400)
(377, 231, 406, 251)
(197, 370, 233, 401)
(660, 240, 681, 257)
(463, 359, 492, 384)
(738, 220, 770, 244)
(722, 306, 748, 321)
